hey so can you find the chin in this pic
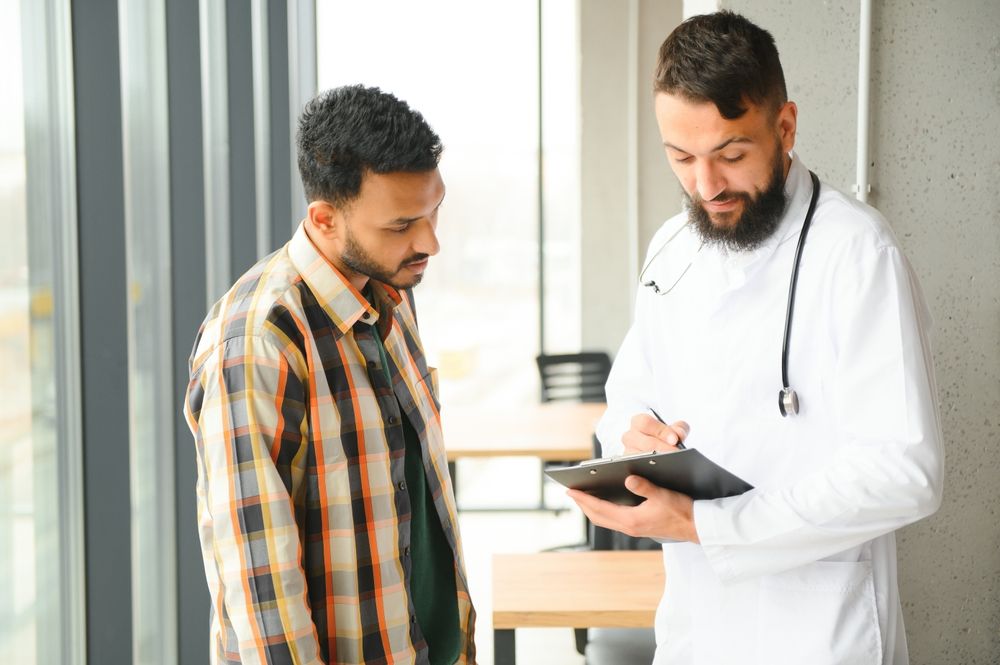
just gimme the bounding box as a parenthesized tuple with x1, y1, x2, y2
(388, 274, 423, 290)
(709, 213, 740, 229)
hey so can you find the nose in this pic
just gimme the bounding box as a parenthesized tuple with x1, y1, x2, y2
(414, 219, 440, 257)
(694, 161, 726, 201)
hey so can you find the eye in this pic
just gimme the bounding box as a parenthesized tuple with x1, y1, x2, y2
(388, 224, 410, 234)
(673, 155, 693, 164)
(721, 154, 744, 164)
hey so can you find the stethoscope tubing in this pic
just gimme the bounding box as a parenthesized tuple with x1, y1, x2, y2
(780, 171, 822, 413)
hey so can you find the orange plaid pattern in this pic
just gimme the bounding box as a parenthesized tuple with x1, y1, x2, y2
(185, 223, 475, 664)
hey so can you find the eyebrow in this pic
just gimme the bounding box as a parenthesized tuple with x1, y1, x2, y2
(388, 191, 446, 226)
(664, 136, 754, 154)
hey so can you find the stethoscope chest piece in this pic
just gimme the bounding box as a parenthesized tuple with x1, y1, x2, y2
(778, 387, 799, 417)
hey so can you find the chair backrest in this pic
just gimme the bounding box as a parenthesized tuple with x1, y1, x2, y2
(535, 351, 612, 403)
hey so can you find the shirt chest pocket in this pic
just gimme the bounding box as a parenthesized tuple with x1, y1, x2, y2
(755, 560, 882, 665)
(417, 367, 441, 413)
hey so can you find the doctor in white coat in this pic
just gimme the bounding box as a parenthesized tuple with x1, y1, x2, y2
(568, 11, 944, 665)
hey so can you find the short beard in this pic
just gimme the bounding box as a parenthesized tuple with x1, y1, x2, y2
(686, 151, 788, 251)
(341, 225, 427, 290)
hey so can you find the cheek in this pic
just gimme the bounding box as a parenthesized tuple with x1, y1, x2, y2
(668, 164, 696, 195)
(386, 237, 413, 265)
(732, 163, 771, 195)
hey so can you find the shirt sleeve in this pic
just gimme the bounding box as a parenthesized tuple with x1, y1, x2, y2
(190, 332, 323, 664)
(694, 244, 945, 583)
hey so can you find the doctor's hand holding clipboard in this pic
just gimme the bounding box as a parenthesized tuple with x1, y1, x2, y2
(567, 410, 701, 544)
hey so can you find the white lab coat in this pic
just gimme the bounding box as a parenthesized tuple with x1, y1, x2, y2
(597, 155, 944, 665)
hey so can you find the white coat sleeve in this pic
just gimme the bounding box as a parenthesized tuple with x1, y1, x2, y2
(693, 243, 945, 583)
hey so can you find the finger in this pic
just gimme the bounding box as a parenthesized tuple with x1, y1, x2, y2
(630, 413, 663, 436)
(624, 475, 661, 498)
(624, 429, 683, 453)
(671, 420, 690, 441)
(622, 429, 668, 453)
(632, 414, 684, 446)
(567, 490, 631, 530)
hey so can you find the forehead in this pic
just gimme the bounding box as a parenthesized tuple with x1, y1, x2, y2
(654, 92, 772, 154)
(352, 169, 445, 219)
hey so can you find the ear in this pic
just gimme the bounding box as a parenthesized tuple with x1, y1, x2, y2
(776, 101, 797, 154)
(306, 200, 343, 240)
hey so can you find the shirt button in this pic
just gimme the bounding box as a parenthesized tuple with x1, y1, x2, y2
(404, 546, 411, 556)
(388, 415, 399, 425)
(367, 360, 378, 370)
(362, 311, 371, 320)
(410, 615, 416, 624)
(398, 481, 407, 491)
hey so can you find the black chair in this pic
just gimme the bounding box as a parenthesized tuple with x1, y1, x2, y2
(534, 352, 612, 513)
(536, 351, 612, 404)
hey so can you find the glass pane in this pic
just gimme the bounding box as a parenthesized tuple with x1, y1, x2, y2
(119, 1, 177, 662)
(540, 0, 581, 355)
(0, 0, 63, 661)
(316, 0, 545, 407)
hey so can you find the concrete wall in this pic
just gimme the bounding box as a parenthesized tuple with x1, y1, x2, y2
(579, 0, 683, 356)
(579, 1, 632, 354)
(866, 3, 1000, 661)
(687, 1, 1000, 661)
(636, 0, 685, 256)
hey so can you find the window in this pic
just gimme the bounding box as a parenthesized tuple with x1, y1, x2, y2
(316, 0, 580, 407)
(0, 0, 83, 662)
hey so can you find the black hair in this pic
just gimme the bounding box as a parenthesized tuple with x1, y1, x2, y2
(295, 85, 443, 205)
(654, 11, 787, 120)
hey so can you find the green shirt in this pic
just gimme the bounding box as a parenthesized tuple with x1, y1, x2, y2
(369, 289, 461, 665)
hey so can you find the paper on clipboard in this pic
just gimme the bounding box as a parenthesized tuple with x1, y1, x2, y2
(545, 448, 753, 506)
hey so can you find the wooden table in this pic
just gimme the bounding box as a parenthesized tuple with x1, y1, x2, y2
(492, 551, 664, 664)
(441, 401, 605, 511)
(442, 401, 605, 462)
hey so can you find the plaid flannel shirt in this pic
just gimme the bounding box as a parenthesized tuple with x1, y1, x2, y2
(184, 223, 476, 664)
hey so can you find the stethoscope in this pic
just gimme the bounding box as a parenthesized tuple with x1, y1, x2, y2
(640, 171, 821, 417)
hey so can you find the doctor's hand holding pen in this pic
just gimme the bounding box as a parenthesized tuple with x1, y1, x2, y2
(621, 409, 689, 455)
(568, 409, 699, 543)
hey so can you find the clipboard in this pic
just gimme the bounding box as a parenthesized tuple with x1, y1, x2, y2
(545, 448, 753, 506)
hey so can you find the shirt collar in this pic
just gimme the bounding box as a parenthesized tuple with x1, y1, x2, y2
(287, 221, 402, 337)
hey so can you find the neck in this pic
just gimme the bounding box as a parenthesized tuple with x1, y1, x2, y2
(302, 220, 371, 292)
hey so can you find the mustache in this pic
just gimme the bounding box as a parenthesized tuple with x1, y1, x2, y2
(693, 190, 752, 206)
(401, 253, 429, 266)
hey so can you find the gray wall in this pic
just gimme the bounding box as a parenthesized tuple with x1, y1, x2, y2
(867, 2, 1000, 661)
(637, 0, 686, 259)
(579, 1, 633, 353)
(690, 1, 1000, 661)
(579, 0, 684, 355)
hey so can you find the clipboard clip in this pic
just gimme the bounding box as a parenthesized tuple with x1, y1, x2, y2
(578, 450, 666, 466)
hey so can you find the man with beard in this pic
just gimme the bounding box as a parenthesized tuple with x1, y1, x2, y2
(184, 85, 475, 664)
(569, 12, 942, 665)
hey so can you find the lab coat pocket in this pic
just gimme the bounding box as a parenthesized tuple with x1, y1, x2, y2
(756, 560, 882, 665)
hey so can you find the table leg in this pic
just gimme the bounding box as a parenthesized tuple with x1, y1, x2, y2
(494, 628, 515, 665)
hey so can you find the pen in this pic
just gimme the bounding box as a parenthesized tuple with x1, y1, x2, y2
(649, 408, 686, 449)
